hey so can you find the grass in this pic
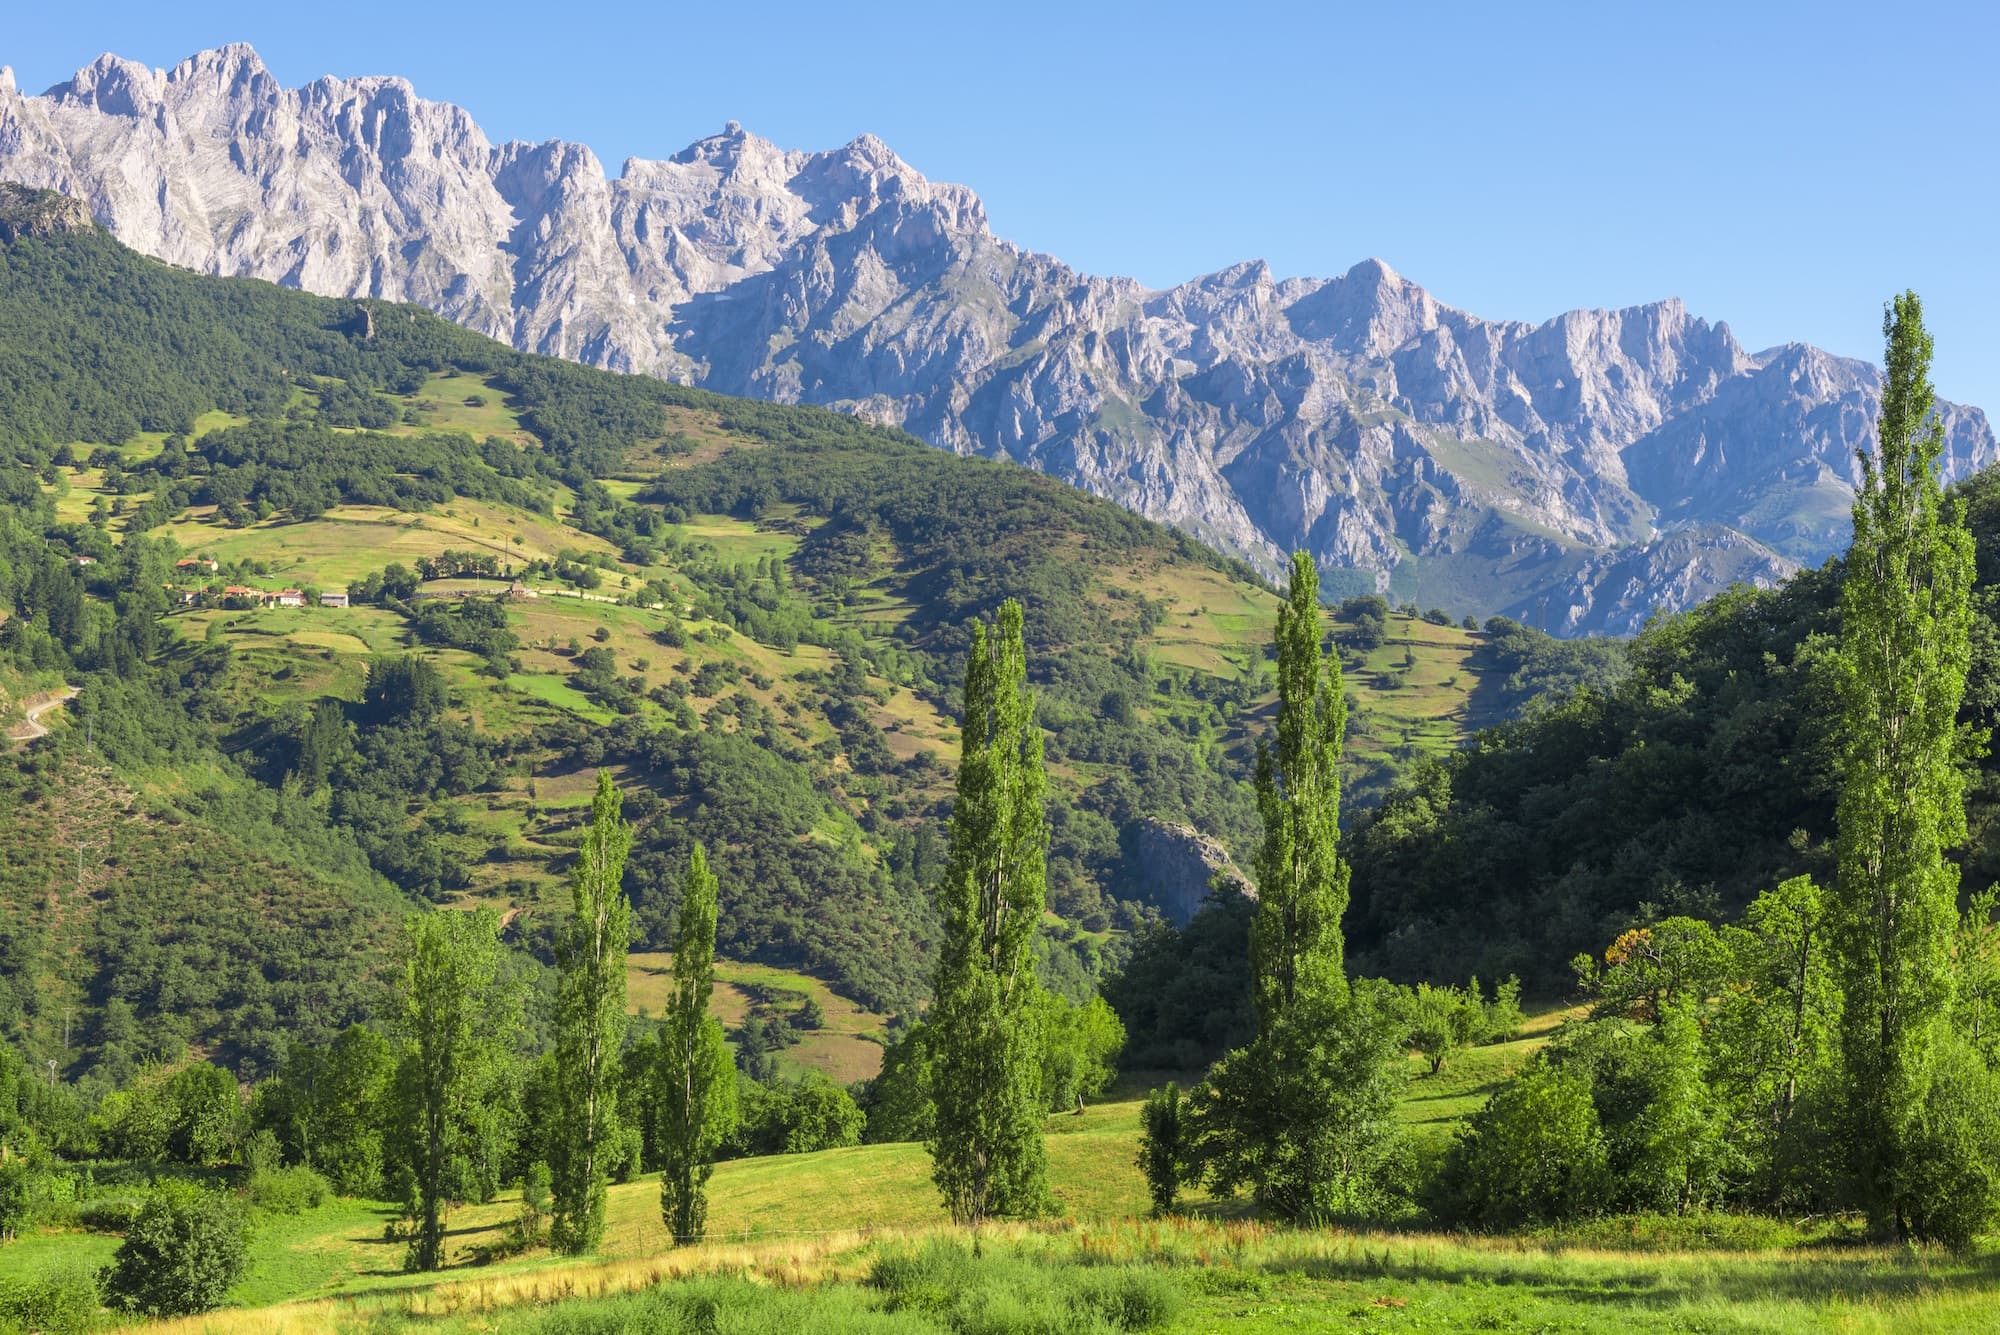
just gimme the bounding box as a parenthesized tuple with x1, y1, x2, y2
(92, 1215, 2000, 1334)
(626, 955, 892, 1082)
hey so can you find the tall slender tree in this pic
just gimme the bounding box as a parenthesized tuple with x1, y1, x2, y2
(394, 908, 511, 1272)
(1187, 553, 1403, 1220)
(549, 772, 632, 1254)
(1832, 292, 1979, 1239)
(657, 843, 736, 1245)
(1249, 551, 1349, 1022)
(926, 599, 1051, 1223)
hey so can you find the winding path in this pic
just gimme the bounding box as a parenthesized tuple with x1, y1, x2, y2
(5, 686, 78, 746)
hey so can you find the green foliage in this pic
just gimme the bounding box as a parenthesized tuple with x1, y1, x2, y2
(927, 601, 1052, 1223)
(513, 1160, 551, 1251)
(868, 1239, 1182, 1333)
(1249, 554, 1349, 1017)
(101, 1180, 249, 1318)
(1895, 1035, 2000, 1250)
(251, 1024, 394, 1196)
(1433, 1064, 1608, 1227)
(1345, 572, 1845, 987)
(1137, 1082, 1189, 1216)
(549, 772, 632, 1255)
(1831, 292, 1985, 1243)
(1192, 978, 1409, 1222)
(656, 844, 737, 1246)
(1193, 556, 1405, 1222)
(1100, 887, 1255, 1070)
(1468, 616, 1628, 716)
(0, 1258, 100, 1335)
(1034, 994, 1124, 1112)
(391, 908, 515, 1271)
(1404, 982, 1483, 1075)
(1708, 876, 1839, 1202)
(94, 1063, 240, 1165)
(733, 1072, 865, 1156)
(244, 1163, 330, 1216)
(861, 1025, 935, 1145)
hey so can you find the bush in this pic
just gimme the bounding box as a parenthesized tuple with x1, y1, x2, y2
(0, 1159, 31, 1240)
(1897, 1039, 2000, 1250)
(245, 1164, 330, 1215)
(75, 1197, 142, 1234)
(101, 1181, 251, 1317)
(1433, 1064, 1608, 1227)
(0, 1259, 101, 1335)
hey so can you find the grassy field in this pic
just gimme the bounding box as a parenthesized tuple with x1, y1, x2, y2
(68, 1157, 2000, 1334)
(164, 1223, 2000, 1335)
(42, 1008, 1953, 1335)
(627, 954, 894, 1082)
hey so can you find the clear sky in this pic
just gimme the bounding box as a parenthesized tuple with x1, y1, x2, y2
(8, 0, 1997, 409)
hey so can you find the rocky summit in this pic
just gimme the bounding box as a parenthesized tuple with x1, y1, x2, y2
(2, 45, 1989, 632)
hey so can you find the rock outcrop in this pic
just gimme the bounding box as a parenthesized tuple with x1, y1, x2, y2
(1131, 818, 1252, 925)
(0, 181, 89, 242)
(3, 45, 1990, 632)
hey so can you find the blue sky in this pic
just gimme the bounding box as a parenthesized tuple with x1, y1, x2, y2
(9, 0, 1997, 409)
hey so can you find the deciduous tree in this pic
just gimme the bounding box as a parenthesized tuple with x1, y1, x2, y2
(549, 771, 632, 1254)
(1831, 293, 1982, 1240)
(657, 844, 736, 1245)
(926, 599, 1052, 1222)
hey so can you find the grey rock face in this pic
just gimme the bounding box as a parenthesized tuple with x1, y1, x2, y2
(1130, 818, 1252, 926)
(4, 46, 1991, 633)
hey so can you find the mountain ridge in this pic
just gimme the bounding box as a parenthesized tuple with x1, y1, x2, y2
(2, 44, 1989, 633)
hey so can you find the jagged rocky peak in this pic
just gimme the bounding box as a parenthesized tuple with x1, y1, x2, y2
(1, 43, 1990, 636)
(165, 42, 274, 95)
(0, 182, 90, 243)
(45, 53, 165, 115)
(1285, 257, 1446, 357)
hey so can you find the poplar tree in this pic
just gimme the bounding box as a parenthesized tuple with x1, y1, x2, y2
(1832, 292, 1980, 1239)
(927, 599, 1051, 1223)
(657, 843, 736, 1245)
(549, 772, 632, 1254)
(1189, 553, 1403, 1220)
(1249, 551, 1349, 1021)
(395, 908, 511, 1272)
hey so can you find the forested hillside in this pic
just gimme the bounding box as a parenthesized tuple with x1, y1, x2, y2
(1347, 465, 2000, 988)
(0, 193, 1614, 1083)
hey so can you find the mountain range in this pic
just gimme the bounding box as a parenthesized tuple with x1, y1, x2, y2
(1, 43, 1989, 633)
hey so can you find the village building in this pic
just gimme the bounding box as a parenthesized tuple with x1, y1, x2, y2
(319, 591, 350, 608)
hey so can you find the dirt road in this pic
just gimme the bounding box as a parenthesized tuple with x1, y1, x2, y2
(5, 686, 78, 745)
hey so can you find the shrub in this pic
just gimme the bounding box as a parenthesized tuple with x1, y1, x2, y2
(245, 1163, 330, 1215)
(75, 1197, 142, 1233)
(1897, 1038, 2000, 1250)
(101, 1181, 251, 1317)
(0, 1159, 31, 1240)
(1433, 1064, 1607, 1227)
(0, 1259, 101, 1335)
